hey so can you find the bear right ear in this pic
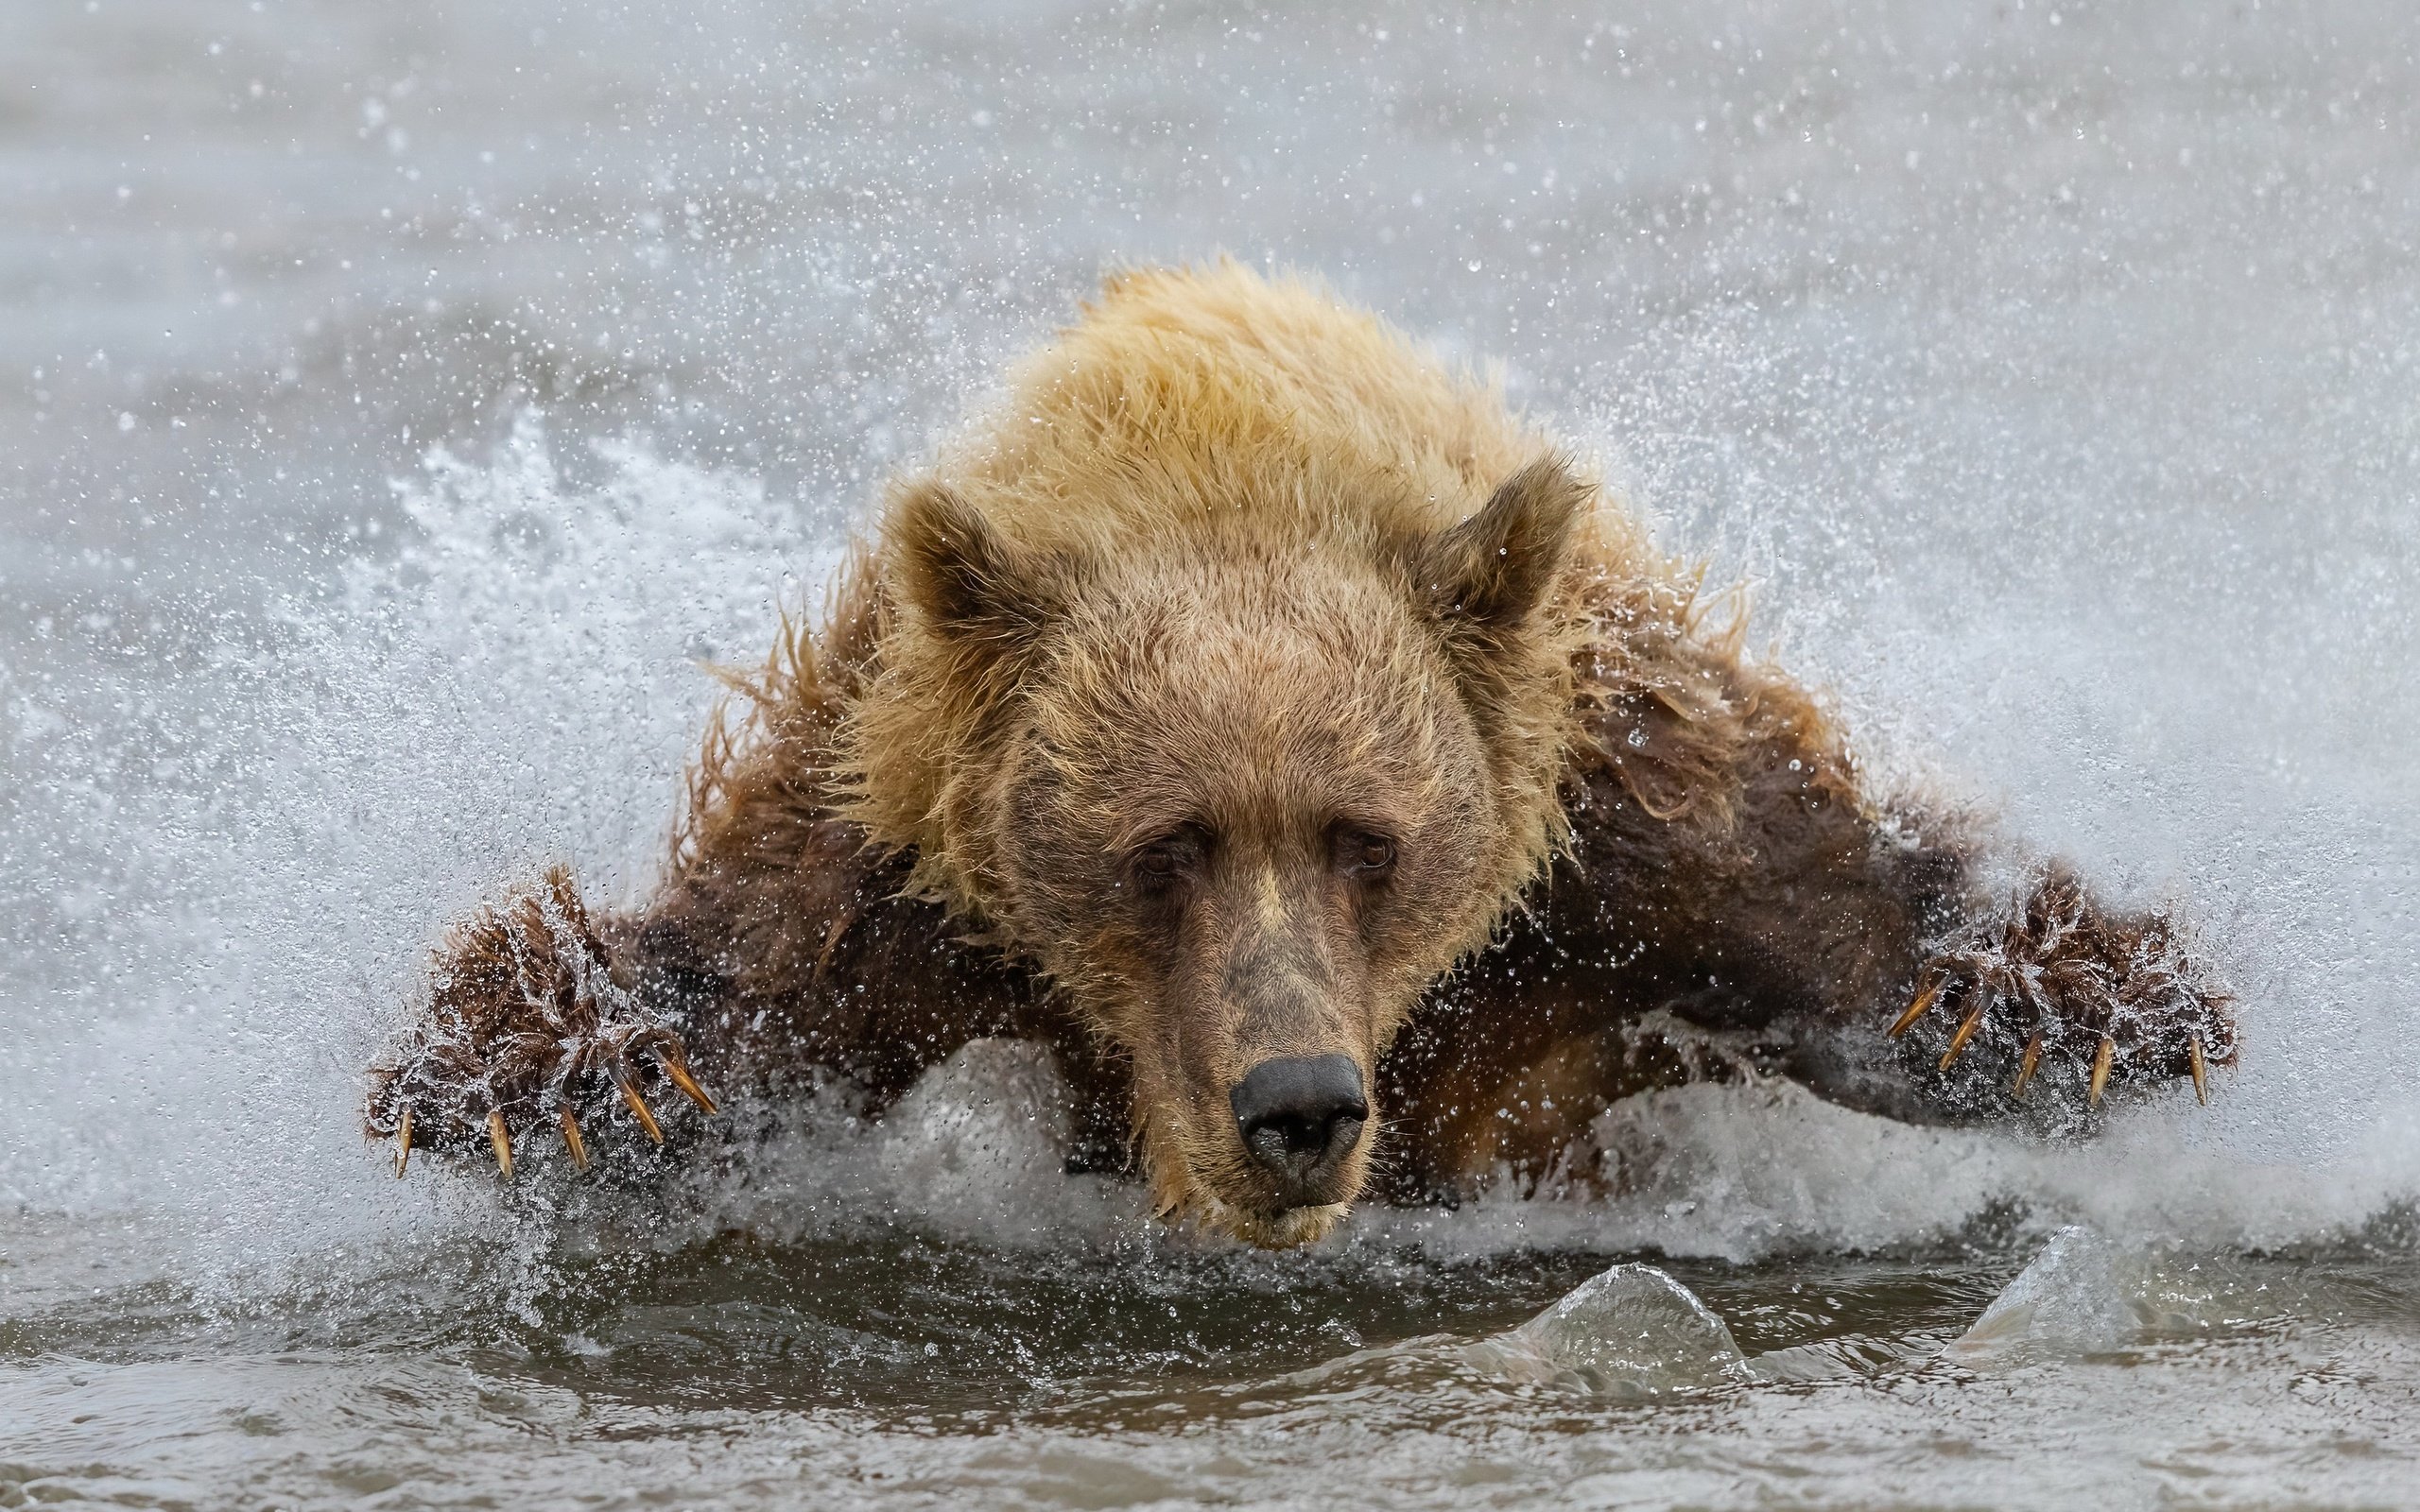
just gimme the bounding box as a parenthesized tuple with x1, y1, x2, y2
(888, 479, 1056, 649)
(1409, 454, 1591, 640)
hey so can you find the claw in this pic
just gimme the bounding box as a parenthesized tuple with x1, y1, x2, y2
(2188, 1034, 2208, 1107)
(394, 1105, 413, 1178)
(658, 1052, 719, 1116)
(2088, 1034, 2116, 1108)
(1889, 977, 1943, 1039)
(558, 1105, 590, 1171)
(2011, 1032, 2044, 1099)
(1938, 995, 1989, 1070)
(488, 1110, 514, 1179)
(618, 1078, 665, 1145)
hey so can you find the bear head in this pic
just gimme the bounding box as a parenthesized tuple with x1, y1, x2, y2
(847, 454, 1592, 1247)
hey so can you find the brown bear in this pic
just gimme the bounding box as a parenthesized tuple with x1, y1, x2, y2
(367, 263, 2233, 1247)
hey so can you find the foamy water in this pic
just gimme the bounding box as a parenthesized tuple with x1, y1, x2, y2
(4, 2, 2416, 1506)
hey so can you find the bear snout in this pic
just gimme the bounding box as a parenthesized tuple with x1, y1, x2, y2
(1227, 1053, 1368, 1206)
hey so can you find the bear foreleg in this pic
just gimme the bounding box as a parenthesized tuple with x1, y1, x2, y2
(1859, 862, 2237, 1120)
(1551, 627, 2236, 1128)
(365, 866, 717, 1178)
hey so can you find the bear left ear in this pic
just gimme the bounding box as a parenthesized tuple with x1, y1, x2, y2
(1411, 455, 1591, 636)
(888, 479, 1058, 649)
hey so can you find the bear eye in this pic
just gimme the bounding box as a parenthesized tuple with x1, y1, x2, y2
(1130, 827, 1207, 891)
(1340, 829, 1397, 878)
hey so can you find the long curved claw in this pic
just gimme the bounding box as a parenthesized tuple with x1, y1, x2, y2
(1938, 996, 1989, 1070)
(394, 1105, 413, 1177)
(2011, 1033, 2045, 1099)
(658, 1052, 719, 1116)
(1889, 977, 1944, 1039)
(2188, 1035, 2209, 1107)
(618, 1078, 665, 1145)
(488, 1110, 515, 1179)
(2087, 1035, 2117, 1108)
(558, 1105, 591, 1171)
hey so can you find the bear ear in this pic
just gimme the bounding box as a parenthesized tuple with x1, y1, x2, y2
(1411, 455, 1590, 636)
(888, 479, 1055, 648)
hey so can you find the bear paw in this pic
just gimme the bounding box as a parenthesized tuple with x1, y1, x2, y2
(365, 867, 717, 1179)
(1888, 864, 2236, 1110)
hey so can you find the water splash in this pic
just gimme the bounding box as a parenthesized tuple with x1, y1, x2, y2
(0, 420, 816, 1298)
(5, 421, 2416, 1313)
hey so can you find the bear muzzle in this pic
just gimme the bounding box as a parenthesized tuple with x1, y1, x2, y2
(1227, 1052, 1368, 1208)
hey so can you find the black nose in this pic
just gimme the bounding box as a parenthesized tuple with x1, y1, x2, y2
(1230, 1054, 1367, 1197)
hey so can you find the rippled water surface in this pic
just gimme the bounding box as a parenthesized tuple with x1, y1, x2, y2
(9, 1199, 2418, 1507)
(5, 2, 2418, 1507)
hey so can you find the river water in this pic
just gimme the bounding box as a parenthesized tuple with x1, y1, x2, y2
(3, 2, 2416, 1507)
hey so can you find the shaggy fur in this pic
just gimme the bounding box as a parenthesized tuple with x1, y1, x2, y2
(367, 263, 2234, 1246)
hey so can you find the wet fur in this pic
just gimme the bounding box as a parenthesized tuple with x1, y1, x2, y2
(368, 264, 2234, 1236)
